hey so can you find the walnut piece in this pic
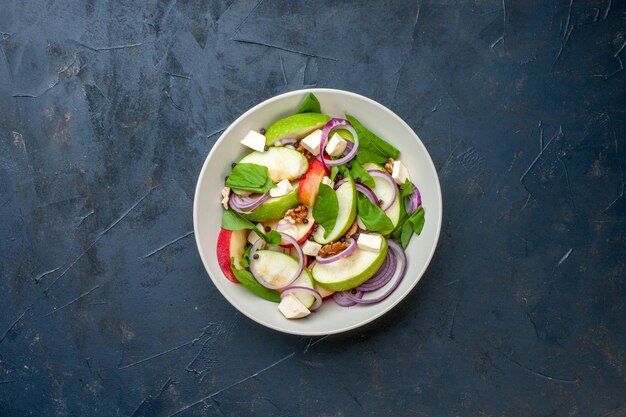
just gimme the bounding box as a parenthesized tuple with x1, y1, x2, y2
(221, 187, 231, 209)
(284, 204, 308, 224)
(384, 158, 394, 174)
(345, 221, 359, 239)
(296, 144, 314, 161)
(318, 241, 350, 258)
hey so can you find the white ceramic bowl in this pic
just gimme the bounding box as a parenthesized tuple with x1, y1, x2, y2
(193, 89, 442, 336)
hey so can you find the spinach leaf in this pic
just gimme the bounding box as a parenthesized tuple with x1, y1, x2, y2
(330, 166, 339, 181)
(346, 114, 400, 164)
(221, 210, 282, 246)
(313, 184, 339, 238)
(349, 159, 375, 188)
(401, 179, 414, 198)
(239, 243, 252, 268)
(230, 259, 280, 302)
(397, 206, 426, 249)
(225, 163, 275, 194)
(356, 193, 393, 232)
(295, 93, 321, 114)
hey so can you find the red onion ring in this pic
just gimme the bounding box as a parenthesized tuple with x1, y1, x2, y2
(339, 239, 407, 305)
(404, 181, 422, 215)
(229, 192, 270, 213)
(281, 286, 323, 311)
(333, 290, 363, 307)
(333, 178, 348, 190)
(356, 247, 396, 291)
(355, 183, 378, 205)
(317, 119, 360, 170)
(273, 137, 298, 146)
(249, 232, 304, 290)
(315, 238, 356, 264)
(367, 170, 398, 211)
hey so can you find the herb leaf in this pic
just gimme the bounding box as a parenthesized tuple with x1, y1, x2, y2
(396, 206, 426, 249)
(356, 193, 393, 232)
(313, 184, 339, 238)
(346, 114, 400, 164)
(230, 258, 280, 302)
(295, 93, 321, 114)
(221, 210, 281, 246)
(330, 166, 339, 180)
(349, 159, 375, 188)
(226, 163, 276, 194)
(401, 179, 414, 198)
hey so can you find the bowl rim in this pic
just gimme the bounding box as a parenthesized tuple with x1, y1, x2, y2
(193, 88, 443, 335)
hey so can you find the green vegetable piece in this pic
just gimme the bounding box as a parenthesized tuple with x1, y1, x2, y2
(349, 160, 375, 188)
(221, 210, 281, 246)
(346, 114, 400, 164)
(401, 179, 414, 198)
(397, 206, 426, 249)
(330, 166, 339, 181)
(225, 163, 276, 194)
(356, 193, 393, 233)
(230, 259, 280, 302)
(295, 93, 321, 114)
(313, 184, 339, 239)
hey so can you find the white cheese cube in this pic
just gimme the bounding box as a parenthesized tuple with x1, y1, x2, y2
(321, 176, 334, 189)
(240, 130, 267, 152)
(247, 223, 265, 245)
(356, 216, 367, 230)
(326, 133, 347, 157)
(278, 293, 311, 319)
(269, 179, 293, 198)
(221, 187, 230, 209)
(299, 129, 322, 156)
(391, 160, 410, 185)
(302, 240, 322, 257)
(357, 233, 382, 253)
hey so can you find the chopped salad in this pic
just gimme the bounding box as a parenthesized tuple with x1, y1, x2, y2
(216, 93, 425, 320)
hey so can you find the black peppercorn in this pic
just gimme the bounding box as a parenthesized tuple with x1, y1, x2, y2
(303, 218, 308, 224)
(378, 199, 384, 206)
(264, 226, 271, 232)
(308, 235, 314, 241)
(231, 162, 236, 168)
(264, 145, 269, 151)
(340, 237, 346, 242)
(253, 253, 259, 259)
(259, 128, 266, 134)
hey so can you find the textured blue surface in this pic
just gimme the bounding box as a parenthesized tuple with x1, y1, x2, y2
(1, 0, 625, 416)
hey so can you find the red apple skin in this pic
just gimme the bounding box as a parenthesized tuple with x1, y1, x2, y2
(298, 159, 326, 208)
(277, 210, 315, 247)
(216, 228, 247, 283)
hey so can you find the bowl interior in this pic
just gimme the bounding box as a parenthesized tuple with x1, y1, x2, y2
(193, 89, 442, 336)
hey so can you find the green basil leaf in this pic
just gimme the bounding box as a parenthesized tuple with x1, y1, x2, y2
(225, 163, 276, 193)
(295, 93, 321, 114)
(349, 159, 375, 188)
(230, 259, 280, 302)
(396, 206, 426, 249)
(313, 184, 339, 238)
(221, 210, 277, 245)
(408, 206, 426, 235)
(356, 193, 393, 232)
(346, 114, 400, 162)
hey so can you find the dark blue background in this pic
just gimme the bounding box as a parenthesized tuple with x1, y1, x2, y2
(1, 1, 625, 416)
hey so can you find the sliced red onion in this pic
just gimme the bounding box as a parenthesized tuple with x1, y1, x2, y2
(355, 183, 377, 205)
(341, 239, 407, 304)
(317, 119, 360, 170)
(333, 178, 348, 190)
(315, 238, 356, 264)
(367, 170, 398, 211)
(356, 249, 396, 291)
(249, 233, 304, 290)
(273, 137, 298, 146)
(229, 192, 270, 213)
(281, 286, 323, 311)
(404, 181, 422, 215)
(333, 290, 363, 307)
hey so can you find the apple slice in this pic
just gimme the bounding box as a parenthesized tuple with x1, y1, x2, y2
(249, 250, 315, 308)
(308, 260, 335, 298)
(312, 234, 388, 291)
(362, 162, 401, 234)
(239, 147, 308, 183)
(242, 185, 300, 222)
(312, 176, 357, 244)
(275, 210, 315, 246)
(216, 228, 248, 283)
(298, 159, 326, 207)
(265, 113, 330, 145)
